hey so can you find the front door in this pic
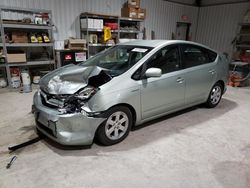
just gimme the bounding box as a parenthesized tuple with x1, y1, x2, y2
(139, 45, 185, 120)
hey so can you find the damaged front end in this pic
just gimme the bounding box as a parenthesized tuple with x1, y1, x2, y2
(33, 65, 112, 145)
(40, 86, 97, 114)
(39, 65, 112, 114)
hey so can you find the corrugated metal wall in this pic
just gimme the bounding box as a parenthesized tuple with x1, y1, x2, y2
(0, 0, 198, 41)
(141, 0, 198, 40)
(195, 2, 250, 55)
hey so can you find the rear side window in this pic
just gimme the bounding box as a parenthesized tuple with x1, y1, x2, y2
(207, 49, 217, 62)
(181, 45, 217, 68)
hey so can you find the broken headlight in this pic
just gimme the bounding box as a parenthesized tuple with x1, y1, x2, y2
(58, 86, 97, 114)
(75, 86, 97, 100)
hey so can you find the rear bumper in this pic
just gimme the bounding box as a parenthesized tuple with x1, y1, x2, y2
(33, 91, 105, 146)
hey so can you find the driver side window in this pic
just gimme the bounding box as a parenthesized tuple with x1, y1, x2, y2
(146, 46, 180, 74)
(132, 46, 180, 80)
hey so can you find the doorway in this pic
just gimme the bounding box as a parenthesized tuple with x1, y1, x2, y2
(175, 22, 191, 40)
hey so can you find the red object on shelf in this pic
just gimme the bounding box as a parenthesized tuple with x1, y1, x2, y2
(64, 54, 72, 60)
(240, 54, 250, 63)
(105, 23, 118, 30)
(10, 68, 20, 76)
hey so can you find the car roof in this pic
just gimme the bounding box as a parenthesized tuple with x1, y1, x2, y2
(118, 40, 217, 53)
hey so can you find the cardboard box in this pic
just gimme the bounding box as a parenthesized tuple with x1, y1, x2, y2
(81, 18, 94, 29)
(7, 53, 26, 63)
(137, 8, 146, 19)
(127, 0, 140, 8)
(75, 52, 86, 62)
(68, 39, 87, 50)
(12, 32, 28, 43)
(121, 7, 138, 19)
(93, 19, 104, 30)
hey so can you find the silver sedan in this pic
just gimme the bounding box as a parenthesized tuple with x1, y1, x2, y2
(33, 40, 228, 146)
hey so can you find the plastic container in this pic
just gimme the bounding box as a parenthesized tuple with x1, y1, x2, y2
(0, 78, 7, 88)
(22, 84, 32, 93)
(21, 70, 31, 85)
(11, 76, 21, 88)
(33, 76, 41, 84)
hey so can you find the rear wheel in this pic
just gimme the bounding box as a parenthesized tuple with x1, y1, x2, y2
(96, 106, 132, 146)
(206, 83, 223, 108)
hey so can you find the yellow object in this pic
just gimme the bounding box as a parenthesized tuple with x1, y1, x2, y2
(103, 26, 112, 42)
(37, 35, 43, 43)
(43, 34, 50, 43)
(30, 34, 38, 43)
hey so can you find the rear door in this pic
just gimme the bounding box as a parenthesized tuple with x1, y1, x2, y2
(180, 44, 217, 105)
(138, 45, 185, 120)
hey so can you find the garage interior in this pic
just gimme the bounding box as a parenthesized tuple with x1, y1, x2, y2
(0, 0, 250, 187)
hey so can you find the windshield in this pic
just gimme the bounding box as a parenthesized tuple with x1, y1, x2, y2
(80, 45, 153, 77)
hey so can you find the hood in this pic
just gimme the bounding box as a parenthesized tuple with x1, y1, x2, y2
(39, 65, 108, 95)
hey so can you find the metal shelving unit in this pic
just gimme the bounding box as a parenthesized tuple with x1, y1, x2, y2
(3, 23, 52, 30)
(6, 60, 54, 67)
(234, 22, 250, 51)
(80, 12, 144, 58)
(0, 43, 54, 47)
(0, 6, 55, 87)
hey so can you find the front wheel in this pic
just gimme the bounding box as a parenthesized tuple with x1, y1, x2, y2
(205, 83, 223, 108)
(96, 106, 132, 146)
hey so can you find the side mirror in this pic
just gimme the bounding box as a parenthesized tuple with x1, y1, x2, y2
(145, 68, 162, 78)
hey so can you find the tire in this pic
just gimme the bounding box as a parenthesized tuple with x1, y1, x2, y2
(205, 83, 223, 108)
(96, 106, 132, 146)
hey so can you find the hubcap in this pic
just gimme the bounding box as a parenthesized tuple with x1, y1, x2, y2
(210, 86, 222, 105)
(105, 111, 129, 140)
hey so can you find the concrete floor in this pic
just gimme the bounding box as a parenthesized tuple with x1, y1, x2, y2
(0, 86, 250, 188)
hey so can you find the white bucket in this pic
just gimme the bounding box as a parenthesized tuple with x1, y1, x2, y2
(22, 84, 32, 93)
(21, 71, 31, 85)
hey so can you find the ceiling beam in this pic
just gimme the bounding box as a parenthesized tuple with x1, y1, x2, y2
(163, 0, 249, 7)
(201, 0, 250, 7)
(163, 0, 196, 6)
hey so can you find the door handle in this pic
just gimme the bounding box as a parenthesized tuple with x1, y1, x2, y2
(176, 77, 184, 83)
(209, 70, 215, 74)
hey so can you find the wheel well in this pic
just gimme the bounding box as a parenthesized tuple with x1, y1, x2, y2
(216, 80, 225, 91)
(109, 103, 137, 126)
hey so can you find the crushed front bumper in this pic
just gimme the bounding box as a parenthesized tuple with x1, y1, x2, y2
(33, 91, 105, 146)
